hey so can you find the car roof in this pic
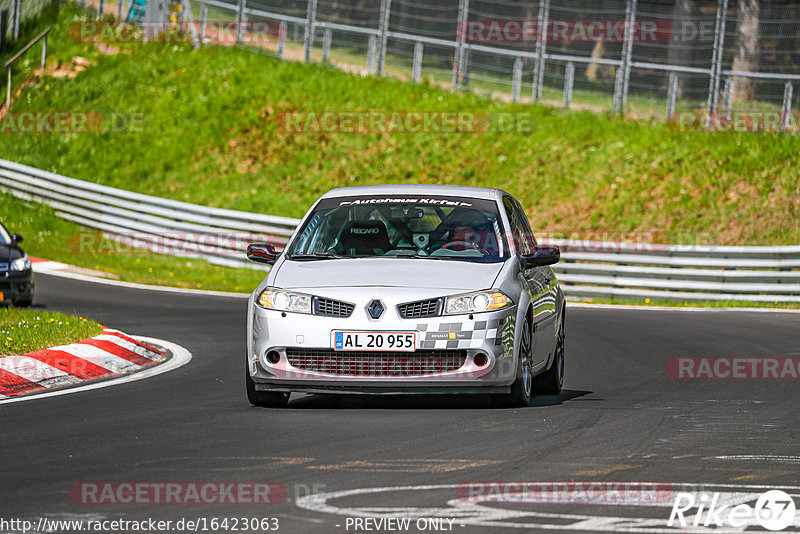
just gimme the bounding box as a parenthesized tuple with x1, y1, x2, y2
(321, 184, 510, 202)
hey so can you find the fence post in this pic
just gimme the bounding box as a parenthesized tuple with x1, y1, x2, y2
(666, 72, 678, 120)
(322, 28, 331, 63)
(6, 65, 11, 109)
(367, 34, 377, 74)
(532, 0, 549, 101)
(181, 0, 200, 48)
(278, 22, 287, 58)
(563, 62, 574, 108)
(722, 76, 733, 118)
(452, 0, 469, 90)
(511, 57, 522, 102)
(98, 0, 105, 17)
(117, 0, 123, 20)
(781, 81, 793, 132)
(376, 0, 391, 75)
(412, 41, 423, 82)
(199, 4, 207, 44)
(235, 0, 246, 44)
(303, 0, 318, 62)
(706, 0, 729, 122)
(12, 0, 20, 40)
(614, 0, 636, 114)
(41, 33, 47, 73)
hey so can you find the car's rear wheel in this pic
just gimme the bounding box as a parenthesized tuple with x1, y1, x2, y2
(537, 311, 565, 395)
(498, 316, 533, 407)
(245, 361, 290, 408)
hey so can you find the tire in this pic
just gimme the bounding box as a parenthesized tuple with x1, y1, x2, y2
(499, 315, 533, 408)
(245, 361, 290, 408)
(537, 311, 565, 395)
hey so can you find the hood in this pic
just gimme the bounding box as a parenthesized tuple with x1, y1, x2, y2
(272, 258, 504, 291)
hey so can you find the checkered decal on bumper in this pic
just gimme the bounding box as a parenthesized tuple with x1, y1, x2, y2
(417, 318, 512, 350)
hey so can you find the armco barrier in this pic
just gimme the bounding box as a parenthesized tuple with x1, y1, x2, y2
(2, 157, 799, 302)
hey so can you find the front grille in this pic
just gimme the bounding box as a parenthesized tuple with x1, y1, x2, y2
(286, 348, 467, 377)
(313, 297, 354, 317)
(398, 298, 442, 318)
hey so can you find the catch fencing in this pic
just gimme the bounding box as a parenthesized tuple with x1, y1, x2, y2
(185, 0, 800, 121)
(2, 158, 800, 303)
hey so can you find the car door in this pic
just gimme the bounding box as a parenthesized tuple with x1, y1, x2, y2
(512, 198, 558, 366)
(504, 196, 550, 367)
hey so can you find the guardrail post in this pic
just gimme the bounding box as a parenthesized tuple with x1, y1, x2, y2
(412, 41, 422, 82)
(322, 28, 331, 63)
(706, 0, 729, 123)
(613, 0, 636, 114)
(303, 0, 317, 62)
(117, 0, 123, 20)
(666, 72, 678, 120)
(781, 81, 793, 132)
(563, 61, 574, 108)
(12, 0, 20, 40)
(367, 34, 376, 74)
(452, 0, 469, 90)
(235, 0, 246, 44)
(199, 4, 207, 44)
(181, 0, 200, 48)
(376, 0, 391, 75)
(532, 0, 549, 101)
(511, 57, 522, 102)
(278, 22, 287, 58)
(98, 0, 105, 17)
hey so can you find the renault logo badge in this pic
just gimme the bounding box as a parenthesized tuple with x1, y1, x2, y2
(367, 299, 384, 319)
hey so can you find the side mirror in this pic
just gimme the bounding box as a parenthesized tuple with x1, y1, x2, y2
(10, 234, 23, 244)
(246, 243, 279, 265)
(521, 246, 560, 269)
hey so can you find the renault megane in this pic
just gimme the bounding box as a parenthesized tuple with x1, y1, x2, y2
(245, 185, 564, 407)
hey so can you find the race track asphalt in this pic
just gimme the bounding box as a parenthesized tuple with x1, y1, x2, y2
(1, 273, 798, 533)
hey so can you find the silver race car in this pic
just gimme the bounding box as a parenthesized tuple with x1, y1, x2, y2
(245, 185, 565, 407)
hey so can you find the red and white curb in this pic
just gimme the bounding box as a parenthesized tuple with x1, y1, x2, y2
(0, 327, 189, 401)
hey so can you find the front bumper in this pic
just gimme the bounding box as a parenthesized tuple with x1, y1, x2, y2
(249, 291, 518, 392)
(0, 269, 34, 304)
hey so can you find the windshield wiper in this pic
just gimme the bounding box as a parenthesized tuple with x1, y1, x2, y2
(287, 252, 344, 261)
(391, 252, 448, 260)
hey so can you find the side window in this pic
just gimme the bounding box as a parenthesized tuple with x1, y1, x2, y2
(503, 196, 525, 254)
(513, 200, 536, 254)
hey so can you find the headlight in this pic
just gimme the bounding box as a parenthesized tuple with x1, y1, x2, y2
(257, 288, 312, 314)
(10, 255, 31, 272)
(444, 290, 512, 315)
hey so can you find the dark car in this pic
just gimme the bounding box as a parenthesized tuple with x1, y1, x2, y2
(0, 221, 34, 306)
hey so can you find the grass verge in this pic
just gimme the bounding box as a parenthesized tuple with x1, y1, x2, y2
(0, 307, 102, 355)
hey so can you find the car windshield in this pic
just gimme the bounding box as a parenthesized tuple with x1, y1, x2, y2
(287, 195, 509, 263)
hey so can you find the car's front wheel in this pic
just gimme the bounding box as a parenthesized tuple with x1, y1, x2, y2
(499, 316, 533, 407)
(245, 361, 290, 408)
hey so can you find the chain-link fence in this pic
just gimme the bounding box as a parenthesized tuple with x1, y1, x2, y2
(182, 0, 800, 120)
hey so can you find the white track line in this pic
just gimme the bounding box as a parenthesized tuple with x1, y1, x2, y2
(0, 337, 192, 405)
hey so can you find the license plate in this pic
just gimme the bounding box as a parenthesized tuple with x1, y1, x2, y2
(332, 331, 417, 352)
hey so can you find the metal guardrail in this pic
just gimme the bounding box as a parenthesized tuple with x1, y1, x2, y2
(2, 157, 799, 302)
(3, 25, 51, 109)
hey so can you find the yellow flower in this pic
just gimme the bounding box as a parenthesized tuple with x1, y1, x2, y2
(645, 298, 651, 304)
(45, 84, 50, 91)
(6, 337, 12, 341)
(148, 267, 153, 273)
(168, 272, 174, 278)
